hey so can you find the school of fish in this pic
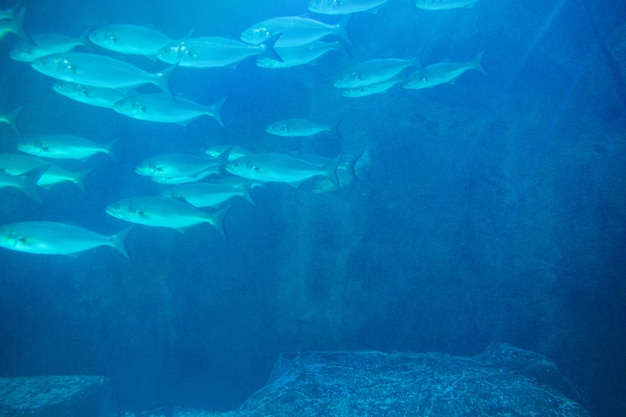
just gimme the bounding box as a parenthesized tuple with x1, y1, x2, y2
(0, 0, 485, 258)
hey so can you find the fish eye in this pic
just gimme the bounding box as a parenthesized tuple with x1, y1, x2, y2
(8, 232, 26, 246)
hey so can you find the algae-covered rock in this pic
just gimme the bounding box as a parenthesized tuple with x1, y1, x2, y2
(230, 344, 589, 417)
(0, 375, 111, 417)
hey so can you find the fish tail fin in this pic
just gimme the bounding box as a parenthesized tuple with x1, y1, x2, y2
(214, 146, 232, 174)
(346, 146, 368, 183)
(19, 166, 48, 204)
(105, 138, 120, 162)
(208, 97, 227, 128)
(326, 154, 342, 190)
(209, 204, 232, 238)
(354, 141, 374, 180)
(260, 33, 283, 62)
(337, 15, 354, 46)
(155, 65, 177, 99)
(78, 27, 92, 49)
(473, 50, 487, 75)
(11, 7, 35, 45)
(110, 226, 132, 259)
(71, 168, 94, 195)
(240, 180, 255, 205)
(4, 106, 22, 135)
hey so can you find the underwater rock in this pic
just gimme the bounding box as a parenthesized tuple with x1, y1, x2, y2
(0, 375, 111, 417)
(226, 343, 589, 417)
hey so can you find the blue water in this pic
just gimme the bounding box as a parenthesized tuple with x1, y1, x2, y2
(1, 0, 625, 415)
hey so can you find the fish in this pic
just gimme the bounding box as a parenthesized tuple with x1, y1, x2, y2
(31, 52, 175, 97)
(341, 77, 402, 97)
(266, 118, 335, 137)
(208, 175, 266, 191)
(88, 24, 176, 57)
(10, 31, 88, 62)
(0, 7, 32, 43)
(135, 152, 224, 179)
(161, 181, 254, 208)
(0, 221, 130, 258)
(257, 41, 344, 69)
(149, 169, 219, 185)
(334, 58, 419, 88)
(17, 134, 117, 161)
(113, 94, 225, 127)
(204, 145, 252, 161)
(0, 167, 46, 203)
(52, 82, 129, 109)
(0, 153, 49, 175)
(310, 143, 373, 192)
(36, 166, 93, 193)
(415, 0, 480, 10)
(241, 16, 351, 47)
(0, 153, 91, 192)
(0, 106, 22, 134)
(106, 196, 230, 237)
(226, 152, 341, 188)
(403, 51, 486, 89)
(308, 0, 391, 15)
(156, 35, 283, 68)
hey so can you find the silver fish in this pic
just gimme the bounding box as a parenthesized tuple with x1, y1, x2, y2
(241, 16, 351, 47)
(0, 221, 130, 257)
(415, 0, 480, 10)
(36, 166, 92, 193)
(0, 153, 90, 192)
(341, 77, 401, 97)
(18, 134, 116, 161)
(149, 169, 219, 185)
(88, 24, 176, 57)
(257, 41, 344, 69)
(10, 32, 87, 62)
(0, 106, 21, 134)
(53, 82, 129, 109)
(113, 94, 225, 127)
(135, 152, 223, 179)
(106, 196, 230, 236)
(0, 167, 46, 203)
(266, 118, 334, 137)
(334, 58, 419, 88)
(204, 145, 252, 161)
(161, 181, 254, 208)
(226, 152, 341, 188)
(403, 51, 485, 89)
(31, 52, 175, 96)
(308, 0, 391, 15)
(157, 35, 282, 68)
(0, 153, 48, 175)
